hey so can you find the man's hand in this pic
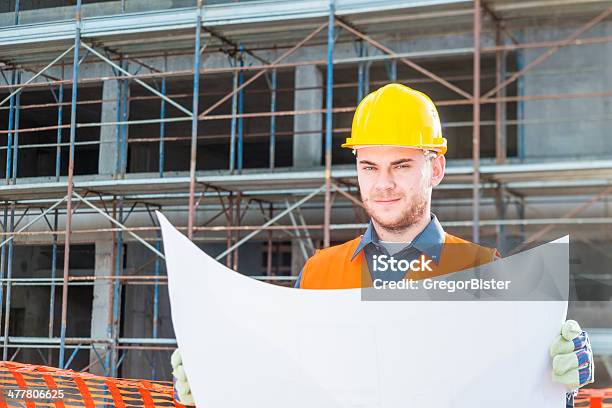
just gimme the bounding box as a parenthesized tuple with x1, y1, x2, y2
(550, 320, 594, 390)
(171, 348, 195, 405)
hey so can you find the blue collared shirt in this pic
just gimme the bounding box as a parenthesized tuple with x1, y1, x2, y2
(295, 214, 445, 287)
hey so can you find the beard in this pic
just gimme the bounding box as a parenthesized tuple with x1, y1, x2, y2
(363, 189, 429, 234)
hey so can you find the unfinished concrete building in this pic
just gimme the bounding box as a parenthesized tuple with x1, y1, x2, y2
(0, 0, 610, 384)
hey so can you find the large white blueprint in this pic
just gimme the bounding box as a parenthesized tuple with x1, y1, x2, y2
(157, 211, 568, 408)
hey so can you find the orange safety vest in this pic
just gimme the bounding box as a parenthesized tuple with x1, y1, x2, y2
(299, 233, 499, 289)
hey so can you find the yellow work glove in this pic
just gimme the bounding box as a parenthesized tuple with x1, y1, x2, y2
(171, 348, 195, 405)
(550, 320, 594, 390)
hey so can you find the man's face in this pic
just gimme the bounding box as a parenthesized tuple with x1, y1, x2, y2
(356, 146, 445, 233)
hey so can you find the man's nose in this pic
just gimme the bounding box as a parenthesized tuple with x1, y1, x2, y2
(374, 169, 395, 191)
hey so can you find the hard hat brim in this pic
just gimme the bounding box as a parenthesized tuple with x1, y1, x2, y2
(341, 143, 447, 156)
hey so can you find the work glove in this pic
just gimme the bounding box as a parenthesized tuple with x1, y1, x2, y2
(171, 348, 195, 405)
(550, 320, 594, 390)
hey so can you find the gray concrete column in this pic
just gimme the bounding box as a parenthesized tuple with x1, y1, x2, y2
(99, 80, 119, 175)
(90, 239, 113, 375)
(291, 242, 308, 277)
(293, 65, 323, 168)
(293, 66, 323, 274)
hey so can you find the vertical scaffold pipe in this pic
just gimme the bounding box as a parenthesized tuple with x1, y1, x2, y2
(323, 0, 335, 248)
(50, 71, 62, 362)
(357, 41, 364, 103)
(517, 33, 525, 163)
(5, 71, 16, 181)
(55, 66, 64, 181)
(159, 70, 166, 177)
(49, 204, 59, 364)
(237, 46, 245, 173)
(269, 69, 277, 169)
(229, 56, 238, 172)
(11, 77, 21, 184)
(2, 205, 15, 360)
(0, 208, 6, 357)
(14, 0, 20, 24)
(59, 0, 82, 369)
(114, 57, 123, 175)
(119, 60, 129, 175)
(188, 0, 203, 239)
(110, 202, 124, 377)
(0, 0, 19, 359)
(472, 0, 481, 243)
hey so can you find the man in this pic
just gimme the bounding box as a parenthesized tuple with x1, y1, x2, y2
(172, 83, 593, 406)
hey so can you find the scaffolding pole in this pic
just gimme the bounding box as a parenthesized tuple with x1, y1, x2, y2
(188, 0, 203, 240)
(323, 0, 335, 248)
(59, 0, 82, 369)
(472, 0, 481, 243)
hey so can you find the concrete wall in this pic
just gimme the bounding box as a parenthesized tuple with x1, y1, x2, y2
(522, 21, 612, 160)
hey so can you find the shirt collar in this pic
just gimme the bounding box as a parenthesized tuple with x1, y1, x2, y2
(351, 214, 445, 262)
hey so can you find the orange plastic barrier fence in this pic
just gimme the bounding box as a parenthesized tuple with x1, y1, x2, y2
(0, 361, 608, 408)
(575, 389, 612, 408)
(0, 361, 185, 408)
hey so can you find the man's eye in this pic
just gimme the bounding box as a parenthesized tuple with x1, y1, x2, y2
(363, 166, 375, 171)
(394, 164, 410, 169)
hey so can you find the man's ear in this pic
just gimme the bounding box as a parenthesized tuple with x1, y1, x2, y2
(430, 155, 446, 187)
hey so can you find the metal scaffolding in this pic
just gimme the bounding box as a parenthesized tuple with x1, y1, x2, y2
(0, 0, 611, 379)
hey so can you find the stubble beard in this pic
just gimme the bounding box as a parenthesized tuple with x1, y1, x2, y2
(363, 188, 429, 234)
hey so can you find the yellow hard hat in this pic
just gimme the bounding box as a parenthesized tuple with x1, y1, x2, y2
(342, 83, 447, 155)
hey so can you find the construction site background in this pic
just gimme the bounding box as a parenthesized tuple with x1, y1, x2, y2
(0, 0, 609, 389)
